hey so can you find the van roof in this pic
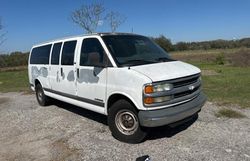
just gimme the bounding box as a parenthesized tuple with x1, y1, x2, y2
(33, 32, 139, 47)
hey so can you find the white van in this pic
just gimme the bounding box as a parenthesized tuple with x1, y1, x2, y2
(28, 33, 206, 143)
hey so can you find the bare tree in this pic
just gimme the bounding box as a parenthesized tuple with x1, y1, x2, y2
(71, 3, 105, 33)
(105, 11, 126, 32)
(0, 18, 6, 46)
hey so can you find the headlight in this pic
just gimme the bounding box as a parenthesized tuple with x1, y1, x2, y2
(153, 83, 173, 92)
(144, 83, 173, 94)
(143, 82, 173, 105)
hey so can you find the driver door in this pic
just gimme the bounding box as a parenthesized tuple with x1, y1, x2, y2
(76, 37, 109, 108)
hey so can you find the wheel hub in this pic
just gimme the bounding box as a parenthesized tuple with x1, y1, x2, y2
(37, 88, 43, 102)
(115, 110, 139, 135)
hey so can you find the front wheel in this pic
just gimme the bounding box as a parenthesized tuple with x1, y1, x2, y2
(108, 99, 147, 143)
(35, 83, 49, 106)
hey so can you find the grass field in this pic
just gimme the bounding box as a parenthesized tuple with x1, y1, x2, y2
(0, 48, 249, 108)
(0, 69, 29, 92)
(197, 63, 250, 108)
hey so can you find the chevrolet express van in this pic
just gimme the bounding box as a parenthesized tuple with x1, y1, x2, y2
(28, 33, 206, 143)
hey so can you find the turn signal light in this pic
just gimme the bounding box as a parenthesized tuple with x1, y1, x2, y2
(144, 97, 153, 104)
(144, 85, 153, 94)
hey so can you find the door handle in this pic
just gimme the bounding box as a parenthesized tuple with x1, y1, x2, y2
(60, 68, 63, 77)
(77, 68, 79, 78)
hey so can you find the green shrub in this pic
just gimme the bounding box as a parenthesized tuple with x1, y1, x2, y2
(215, 54, 225, 65)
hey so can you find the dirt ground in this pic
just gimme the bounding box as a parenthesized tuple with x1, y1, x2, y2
(0, 92, 250, 161)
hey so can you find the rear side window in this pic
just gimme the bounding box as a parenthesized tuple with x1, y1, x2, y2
(61, 41, 77, 65)
(30, 44, 52, 64)
(51, 42, 62, 65)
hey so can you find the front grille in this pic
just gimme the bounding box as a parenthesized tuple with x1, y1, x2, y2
(172, 74, 200, 88)
(174, 86, 200, 98)
(170, 74, 201, 102)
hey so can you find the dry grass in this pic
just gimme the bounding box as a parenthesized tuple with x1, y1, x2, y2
(0, 66, 27, 72)
(228, 49, 250, 67)
(215, 108, 246, 118)
(201, 70, 220, 76)
(171, 52, 218, 63)
(171, 48, 250, 67)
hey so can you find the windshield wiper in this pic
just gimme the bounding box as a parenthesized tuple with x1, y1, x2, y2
(122, 59, 157, 66)
(155, 57, 173, 62)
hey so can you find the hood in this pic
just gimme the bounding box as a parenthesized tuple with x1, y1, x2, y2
(130, 61, 201, 82)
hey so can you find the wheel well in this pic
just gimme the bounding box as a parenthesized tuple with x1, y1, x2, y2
(107, 94, 137, 112)
(34, 79, 41, 87)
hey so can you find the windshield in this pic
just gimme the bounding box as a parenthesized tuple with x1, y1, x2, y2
(102, 35, 174, 66)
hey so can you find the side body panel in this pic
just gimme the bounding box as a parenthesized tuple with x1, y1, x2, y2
(105, 67, 152, 114)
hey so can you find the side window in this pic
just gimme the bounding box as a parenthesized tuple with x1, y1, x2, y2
(80, 38, 109, 66)
(61, 41, 77, 65)
(51, 42, 62, 65)
(30, 44, 52, 64)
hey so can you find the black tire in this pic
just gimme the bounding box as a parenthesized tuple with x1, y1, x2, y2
(35, 83, 49, 106)
(108, 99, 148, 143)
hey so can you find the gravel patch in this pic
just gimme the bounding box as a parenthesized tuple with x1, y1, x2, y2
(0, 92, 249, 161)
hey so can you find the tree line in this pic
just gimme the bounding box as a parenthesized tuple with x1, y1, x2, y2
(1, 36, 250, 68)
(152, 35, 250, 52)
(0, 51, 29, 68)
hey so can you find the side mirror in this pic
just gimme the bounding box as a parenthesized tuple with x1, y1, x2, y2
(93, 66, 104, 76)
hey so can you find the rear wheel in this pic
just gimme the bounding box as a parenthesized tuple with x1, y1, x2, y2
(35, 83, 49, 106)
(108, 99, 147, 143)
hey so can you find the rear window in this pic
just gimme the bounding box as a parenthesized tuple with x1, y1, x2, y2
(61, 41, 77, 65)
(30, 44, 52, 64)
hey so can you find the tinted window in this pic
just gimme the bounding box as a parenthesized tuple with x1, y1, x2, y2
(30, 44, 52, 64)
(102, 35, 173, 66)
(61, 41, 77, 65)
(80, 38, 106, 66)
(51, 42, 62, 65)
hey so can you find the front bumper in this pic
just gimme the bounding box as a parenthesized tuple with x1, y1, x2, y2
(138, 92, 206, 127)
